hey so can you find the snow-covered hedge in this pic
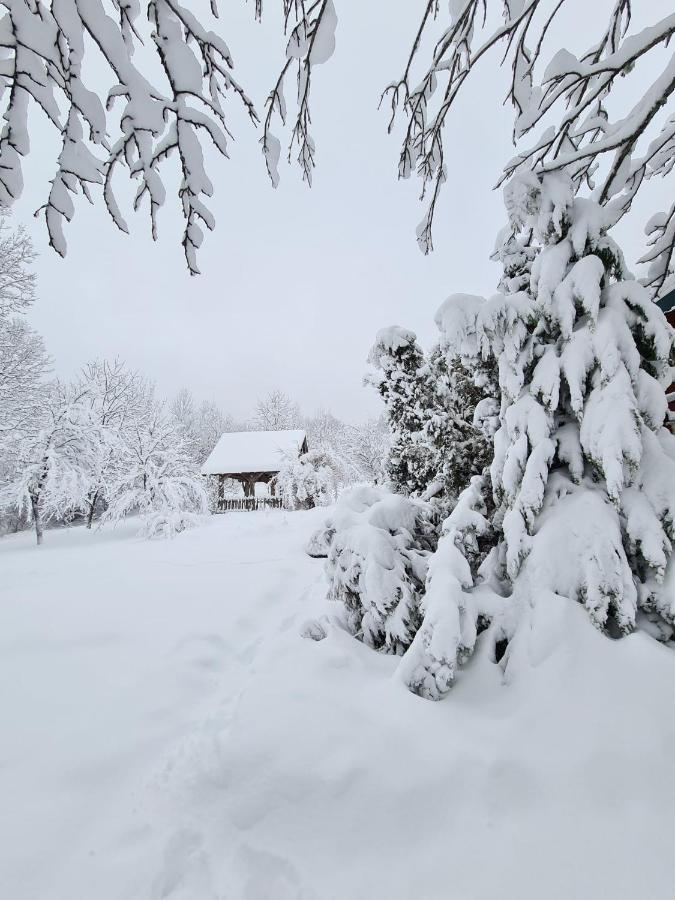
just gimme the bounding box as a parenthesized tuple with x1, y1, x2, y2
(276, 449, 340, 510)
(325, 485, 437, 654)
(104, 470, 207, 539)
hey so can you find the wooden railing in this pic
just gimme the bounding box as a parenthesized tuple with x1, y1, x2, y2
(217, 497, 284, 512)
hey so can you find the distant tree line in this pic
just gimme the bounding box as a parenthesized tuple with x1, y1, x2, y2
(0, 223, 390, 543)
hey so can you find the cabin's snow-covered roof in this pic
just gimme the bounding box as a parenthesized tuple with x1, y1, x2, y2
(201, 430, 307, 476)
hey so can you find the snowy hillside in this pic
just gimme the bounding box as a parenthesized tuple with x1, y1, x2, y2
(2, 511, 675, 900)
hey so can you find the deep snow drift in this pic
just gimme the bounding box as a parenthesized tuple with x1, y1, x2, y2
(2, 511, 675, 899)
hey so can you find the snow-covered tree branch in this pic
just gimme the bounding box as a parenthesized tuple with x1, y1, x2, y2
(0, 0, 259, 274)
(260, 0, 337, 186)
(254, 389, 301, 430)
(384, 1, 675, 292)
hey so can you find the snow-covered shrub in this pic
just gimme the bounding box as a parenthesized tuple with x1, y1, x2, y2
(325, 485, 437, 653)
(105, 470, 207, 539)
(305, 523, 334, 558)
(402, 172, 675, 697)
(276, 449, 339, 510)
(303, 411, 390, 490)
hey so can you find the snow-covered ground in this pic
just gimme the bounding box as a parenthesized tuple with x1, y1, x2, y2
(2, 510, 675, 900)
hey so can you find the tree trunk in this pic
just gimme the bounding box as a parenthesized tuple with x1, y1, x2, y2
(86, 492, 98, 529)
(30, 492, 43, 546)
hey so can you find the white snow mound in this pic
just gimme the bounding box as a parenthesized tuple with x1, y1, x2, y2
(1, 512, 674, 899)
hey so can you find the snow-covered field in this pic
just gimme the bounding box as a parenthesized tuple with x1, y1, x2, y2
(2, 510, 675, 900)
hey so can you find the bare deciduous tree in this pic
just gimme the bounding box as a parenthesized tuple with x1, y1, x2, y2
(170, 388, 234, 465)
(254, 389, 301, 431)
(0, 219, 37, 314)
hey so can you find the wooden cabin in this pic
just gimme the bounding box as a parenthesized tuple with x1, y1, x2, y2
(657, 288, 675, 430)
(201, 429, 308, 511)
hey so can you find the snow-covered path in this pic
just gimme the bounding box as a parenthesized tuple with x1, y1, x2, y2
(2, 511, 675, 900)
(1, 511, 327, 900)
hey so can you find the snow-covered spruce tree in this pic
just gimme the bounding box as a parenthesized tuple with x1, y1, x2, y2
(276, 449, 339, 510)
(491, 226, 538, 296)
(400, 171, 675, 699)
(103, 399, 207, 539)
(367, 326, 493, 502)
(367, 327, 436, 496)
(421, 344, 493, 501)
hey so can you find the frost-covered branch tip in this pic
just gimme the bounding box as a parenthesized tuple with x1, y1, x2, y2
(261, 0, 337, 188)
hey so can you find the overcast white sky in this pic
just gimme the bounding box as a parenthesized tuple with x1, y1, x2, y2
(11, 0, 671, 422)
